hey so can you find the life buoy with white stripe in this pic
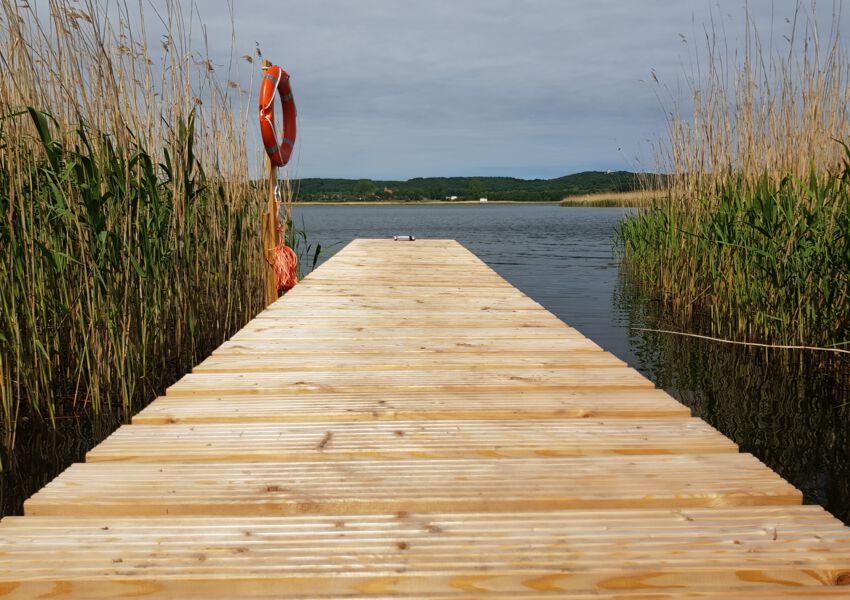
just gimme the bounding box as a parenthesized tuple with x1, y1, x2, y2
(259, 64, 297, 167)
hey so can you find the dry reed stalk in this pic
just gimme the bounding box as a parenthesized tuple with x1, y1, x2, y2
(660, 3, 850, 203)
(620, 2, 850, 347)
(561, 190, 659, 207)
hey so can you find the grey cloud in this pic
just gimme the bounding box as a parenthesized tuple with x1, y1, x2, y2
(169, 1, 849, 178)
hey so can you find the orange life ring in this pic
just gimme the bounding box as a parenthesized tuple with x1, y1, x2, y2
(259, 65, 297, 167)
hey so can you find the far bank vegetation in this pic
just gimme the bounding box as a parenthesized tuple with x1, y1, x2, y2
(560, 190, 659, 207)
(292, 171, 642, 202)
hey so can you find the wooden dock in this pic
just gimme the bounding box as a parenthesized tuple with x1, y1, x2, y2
(2, 238, 850, 598)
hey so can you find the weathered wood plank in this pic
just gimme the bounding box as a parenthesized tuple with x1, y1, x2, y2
(246, 315, 567, 328)
(132, 389, 692, 424)
(166, 368, 655, 396)
(213, 337, 604, 355)
(267, 294, 546, 310)
(24, 454, 802, 516)
(86, 418, 736, 463)
(1, 507, 848, 598)
(228, 326, 588, 341)
(193, 352, 625, 373)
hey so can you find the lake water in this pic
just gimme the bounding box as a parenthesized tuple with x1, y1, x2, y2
(3, 203, 848, 523)
(294, 202, 850, 524)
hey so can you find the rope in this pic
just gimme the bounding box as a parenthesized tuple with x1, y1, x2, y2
(269, 243, 298, 292)
(634, 328, 850, 355)
(267, 193, 298, 293)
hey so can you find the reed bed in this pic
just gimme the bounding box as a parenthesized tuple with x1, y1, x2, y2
(0, 1, 270, 448)
(620, 4, 850, 347)
(560, 190, 659, 208)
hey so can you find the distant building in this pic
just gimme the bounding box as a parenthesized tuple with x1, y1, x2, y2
(383, 186, 394, 195)
(446, 195, 459, 200)
(479, 198, 488, 202)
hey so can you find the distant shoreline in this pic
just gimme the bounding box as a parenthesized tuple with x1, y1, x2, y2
(293, 198, 645, 207)
(290, 171, 650, 204)
(293, 200, 560, 206)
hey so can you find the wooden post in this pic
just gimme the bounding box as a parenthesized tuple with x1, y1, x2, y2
(261, 59, 279, 306)
(262, 159, 279, 306)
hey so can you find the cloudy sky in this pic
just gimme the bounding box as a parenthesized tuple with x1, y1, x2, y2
(190, 1, 845, 180)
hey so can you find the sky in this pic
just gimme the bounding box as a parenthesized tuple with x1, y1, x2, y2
(183, 1, 847, 180)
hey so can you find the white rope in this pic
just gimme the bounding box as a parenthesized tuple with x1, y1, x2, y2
(633, 328, 850, 355)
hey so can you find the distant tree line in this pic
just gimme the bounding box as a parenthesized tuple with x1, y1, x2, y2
(290, 171, 654, 202)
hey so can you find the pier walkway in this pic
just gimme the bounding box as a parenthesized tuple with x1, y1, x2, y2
(2, 239, 850, 598)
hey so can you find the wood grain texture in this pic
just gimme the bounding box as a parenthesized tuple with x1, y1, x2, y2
(132, 389, 692, 424)
(196, 351, 623, 372)
(166, 368, 654, 396)
(213, 336, 605, 355)
(87, 418, 737, 463)
(24, 454, 802, 516)
(0, 508, 848, 598)
(3, 238, 849, 598)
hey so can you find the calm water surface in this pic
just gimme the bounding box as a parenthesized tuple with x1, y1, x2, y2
(3, 203, 848, 523)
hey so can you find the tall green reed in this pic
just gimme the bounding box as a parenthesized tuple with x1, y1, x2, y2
(0, 0, 268, 448)
(621, 3, 850, 347)
(621, 161, 850, 346)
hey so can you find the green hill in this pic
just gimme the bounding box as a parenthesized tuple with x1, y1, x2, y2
(291, 171, 646, 202)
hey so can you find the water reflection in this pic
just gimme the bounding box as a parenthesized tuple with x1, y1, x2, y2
(619, 282, 850, 523)
(0, 413, 123, 516)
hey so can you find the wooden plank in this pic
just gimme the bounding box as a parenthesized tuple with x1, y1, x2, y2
(166, 368, 655, 397)
(281, 290, 543, 303)
(254, 308, 553, 319)
(248, 314, 567, 327)
(213, 337, 604, 355)
(298, 279, 516, 288)
(257, 305, 559, 315)
(267, 295, 546, 310)
(228, 326, 587, 341)
(1, 507, 847, 598)
(290, 285, 529, 294)
(132, 389, 692, 424)
(24, 454, 802, 517)
(193, 352, 625, 373)
(86, 418, 737, 463)
(235, 322, 580, 334)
